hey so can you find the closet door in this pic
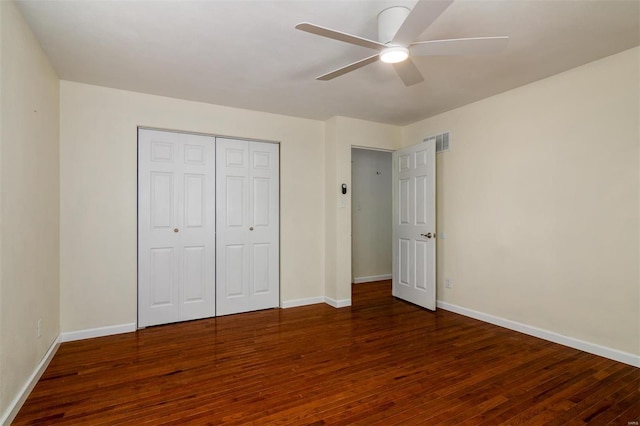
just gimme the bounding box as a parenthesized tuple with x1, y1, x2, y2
(138, 129, 216, 327)
(216, 138, 279, 315)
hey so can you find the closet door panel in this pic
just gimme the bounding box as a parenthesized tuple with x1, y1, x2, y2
(217, 138, 279, 315)
(138, 129, 215, 327)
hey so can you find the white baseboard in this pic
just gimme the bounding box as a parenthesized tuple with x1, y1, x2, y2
(324, 296, 351, 308)
(281, 296, 325, 309)
(0, 337, 60, 426)
(352, 274, 392, 284)
(283, 296, 352, 309)
(59, 323, 136, 343)
(437, 300, 640, 368)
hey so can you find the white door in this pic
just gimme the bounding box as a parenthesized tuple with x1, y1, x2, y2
(392, 139, 436, 310)
(138, 129, 216, 327)
(216, 138, 279, 315)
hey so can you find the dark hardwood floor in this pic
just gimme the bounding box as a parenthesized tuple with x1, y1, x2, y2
(14, 281, 639, 425)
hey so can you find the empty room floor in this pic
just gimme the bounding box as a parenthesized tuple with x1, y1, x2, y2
(13, 281, 639, 425)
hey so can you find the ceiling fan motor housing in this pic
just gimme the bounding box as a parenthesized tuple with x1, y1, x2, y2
(377, 6, 410, 44)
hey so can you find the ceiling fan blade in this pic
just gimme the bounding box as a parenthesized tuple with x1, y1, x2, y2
(317, 54, 380, 81)
(393, 58, 424, 86)
(392, 0, 454, 46)
(295, 22, 386, 51)
(410, 36, 509, 56)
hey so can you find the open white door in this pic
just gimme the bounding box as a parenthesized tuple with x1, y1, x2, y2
(392, 139, 436, 310)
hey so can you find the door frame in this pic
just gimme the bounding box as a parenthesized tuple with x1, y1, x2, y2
(136, 126, 282, 328)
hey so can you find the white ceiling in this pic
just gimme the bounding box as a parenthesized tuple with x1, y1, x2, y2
(16, 0, 640, 126)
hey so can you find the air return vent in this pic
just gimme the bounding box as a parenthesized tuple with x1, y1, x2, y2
(424, 132, 450, 153)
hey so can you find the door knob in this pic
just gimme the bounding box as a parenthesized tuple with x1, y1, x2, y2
(420, 232, 433, 239)
(173, 228, 179, 233)
(249, 227, 254, 231)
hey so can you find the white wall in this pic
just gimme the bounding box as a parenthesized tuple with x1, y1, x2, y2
(324, 117, 401, 304)
(403, 47, 640, 356)
(324, 118, 338, 303)
(351, 149, 392, 281)
(0, 0, 60, 417)
(59, 81, 325, 332)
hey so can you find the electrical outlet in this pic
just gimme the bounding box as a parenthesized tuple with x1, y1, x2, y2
(37, 319, 42, 338)
(445, 279, 452, 289)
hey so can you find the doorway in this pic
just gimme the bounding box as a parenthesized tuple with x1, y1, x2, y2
(351, 148, 393, 287)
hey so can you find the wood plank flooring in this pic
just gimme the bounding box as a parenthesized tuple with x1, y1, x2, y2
(13, 281, 639, 425)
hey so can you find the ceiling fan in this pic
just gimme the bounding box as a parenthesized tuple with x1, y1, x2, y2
(295, 0, 509, 86)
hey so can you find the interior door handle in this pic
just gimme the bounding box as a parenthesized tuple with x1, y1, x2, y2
(420, 232, 434, 239)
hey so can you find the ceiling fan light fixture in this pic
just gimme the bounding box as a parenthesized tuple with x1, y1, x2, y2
(380, 46, 409, 63)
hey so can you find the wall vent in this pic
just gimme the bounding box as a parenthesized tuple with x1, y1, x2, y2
(425, 132, 450, 153)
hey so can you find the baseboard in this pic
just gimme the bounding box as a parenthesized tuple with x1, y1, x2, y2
(324, 296, 351, 308)
(352, 274, 392, 284)
(436, 300, 640, 368)
(59, 323, 137, 343)
(0, 337, 60, 426)
(281, 296, 325, 308)
(283, 296, 352, 309)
